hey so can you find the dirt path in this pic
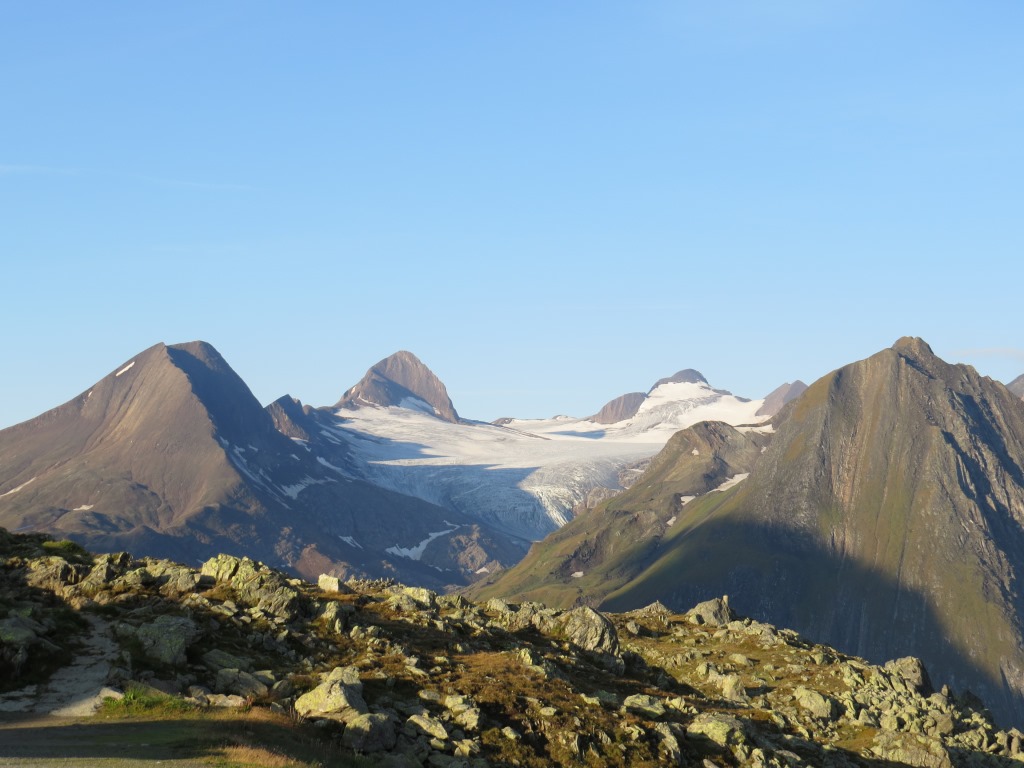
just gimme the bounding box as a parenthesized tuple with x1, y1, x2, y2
(0, 616, 121, 717)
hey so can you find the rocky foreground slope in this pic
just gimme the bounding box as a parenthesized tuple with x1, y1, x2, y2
(3, 529, 1024, 767)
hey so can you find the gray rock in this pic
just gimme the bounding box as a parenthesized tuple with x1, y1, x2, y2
(557, 606, 619, 656)
(215, 668, 268, 698)
(317, 574, 344, 593)
(622, 694, 666, 718)
(407, 712, 449, 741)
(719, 674, 749, 703)
(201, 555, 303, 620)
(294, 668, 367, 721)
(884, 656, 934, 696)
(202, 649, 251, 672)
(400, 587, 438, 609)
(686, 596, 735, 628)
(134, 615, 200, 667)
(686, 713, 746, 747)
(794, 686, 837, 720)
(342, 712, 397, 752)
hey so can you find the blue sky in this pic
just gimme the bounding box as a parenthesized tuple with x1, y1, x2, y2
(2, 2, 1022, 428)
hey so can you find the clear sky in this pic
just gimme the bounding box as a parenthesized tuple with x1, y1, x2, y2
(2, 2, 1022, 429)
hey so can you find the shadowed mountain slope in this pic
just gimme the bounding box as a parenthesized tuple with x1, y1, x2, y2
(335, 350, 460, 423)
(756, 380, 808, 417)
(475, 338, 1024, 726)
(466, 420, 770, 607)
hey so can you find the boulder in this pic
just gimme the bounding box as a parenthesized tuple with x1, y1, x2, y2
(318, 574, 350, 593)
(794, 686, 837, 720)
(135, 615, 201, 667)
(885, 656, 934, 696)
(201, 555, 302, 620)
(557, 606, 619, 656)
(294, 667, 367, 722)
(622, 694, 666, 718)
(216, 668, 268, 698)
(686, 713, 747, 747)
(686, 596, 735, 627)
(342, 713, 397, 752)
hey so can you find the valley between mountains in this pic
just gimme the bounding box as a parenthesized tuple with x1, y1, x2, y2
(3, 337, 1024, 740)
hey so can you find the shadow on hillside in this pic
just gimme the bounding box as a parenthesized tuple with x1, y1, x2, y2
(0, 712, 356, 765)
(601, 516, 1024, 729)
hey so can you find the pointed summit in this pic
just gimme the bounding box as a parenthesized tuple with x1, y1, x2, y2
(335, 351, 460, 423)
(1008, 374, 1024, 399)
(650, 369, 708, 391)
(756, 380, 808, 417)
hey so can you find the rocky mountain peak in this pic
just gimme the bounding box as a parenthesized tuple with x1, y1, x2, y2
(891, 336, 936, 359)
(650, 368, 709, 392)
(335, 351, 460, 423)
(1008, 374, 1024, 399)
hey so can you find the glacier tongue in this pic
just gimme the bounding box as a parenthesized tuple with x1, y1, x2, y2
(319, 375, 768, 541)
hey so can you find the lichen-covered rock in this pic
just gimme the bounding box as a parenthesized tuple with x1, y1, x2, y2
(557, 606, 619, 656)
(134, 614, 200, 667)
(622, 694, 665, 718)
(294, 666, 367, 721)
(342, 712, 397, 752)
(872, 731, 953, 768)
(794, 686, 837, 720)
(201, 555, 302, 620)
(202, 648, 251, 672)
(686, 712, 747, 747)
(407, 712, 449, 742)
(215, 668, 268, 698)
(885, 656, 934, 696)
(399, 586, 437, 609)
(686, 596, 735, 627)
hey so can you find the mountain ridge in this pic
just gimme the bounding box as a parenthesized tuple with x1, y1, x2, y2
(473, 337, 1024, 726)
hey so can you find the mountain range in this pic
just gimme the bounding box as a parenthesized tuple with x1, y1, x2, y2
(0, 342, 780, 590)
(471, 338, 1024, 726)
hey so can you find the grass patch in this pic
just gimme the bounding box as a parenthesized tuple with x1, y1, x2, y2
(40, 538, 93, 564)
(99, 684, 202, 717)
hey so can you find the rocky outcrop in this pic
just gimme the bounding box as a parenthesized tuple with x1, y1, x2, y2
(6, 529, 1024, 767)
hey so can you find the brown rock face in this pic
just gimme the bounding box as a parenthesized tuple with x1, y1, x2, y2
(335, 350, 460, 423)
(589, 392, 647, 424)
(1008, 374, 1024, 400)
(755, 380, 808, 417)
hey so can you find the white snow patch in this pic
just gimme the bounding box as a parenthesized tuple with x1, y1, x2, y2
(340, 536, 363, 550)
(691, 448, 700, 456)
(317, 456, 346, 474)
(399, 396, 437, 415)
(291, 454, 300, 461)
(114, 361, 135, 377)
(738, 423, 775, 434)
(475, 566, 490, 574)
(0, 477, 36, 498)
(666, 515, 677, 527)
(279, 476, 332, 499)
(709, 473, 749, 493)
(386, 524, 460, 561)
(678, 495, 696, 506)
(571, 571, 584, 579)
(291, 438, 311, 452)
(72, 504, 94, 512)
